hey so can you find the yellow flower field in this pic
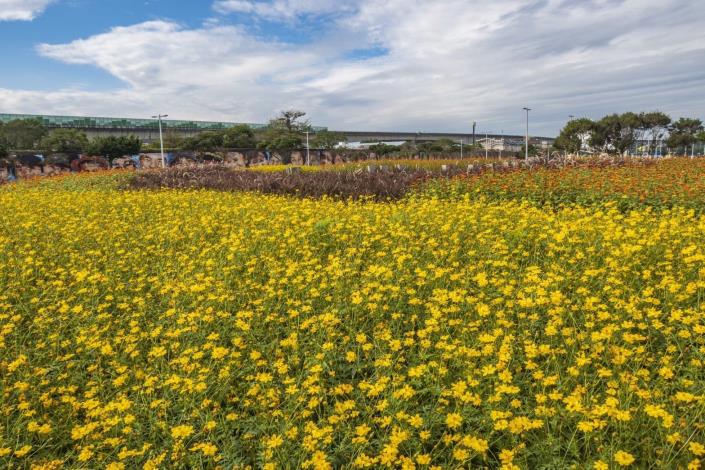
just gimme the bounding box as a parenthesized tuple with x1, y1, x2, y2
(1, 176, 705, 469)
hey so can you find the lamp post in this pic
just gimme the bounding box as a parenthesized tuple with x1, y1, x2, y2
(152, 114, 168, 168)
(523, 107, 531, 161)
(304, 131, 310, 165)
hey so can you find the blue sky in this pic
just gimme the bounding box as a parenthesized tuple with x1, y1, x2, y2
(1, 0, 704, 135)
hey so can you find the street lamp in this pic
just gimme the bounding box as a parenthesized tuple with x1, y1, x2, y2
(523, 107, 531, 161)
(152, 114, 168, 168)
(304, 131, 310, 165)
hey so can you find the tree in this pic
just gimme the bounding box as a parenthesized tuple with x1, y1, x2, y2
(638, 111, 671, 155)
(553, 118, 594, 154)
(270, 110, 310, 132)
(312, 130, 346, 150)
(0, 123, 7, 159)
(666, 118, 704, 155)
(40, 128, 89, 155)
(163, 131, 185, 150)
(418, 141, 441, 157)
(0, 118, 47, 149)
(258, 111, 310, 164)
(697, 131, 705, 157)
(436, 138, 460, 152)
(369, 143, 398, 159)
(182, 131, 225, 155)
(519, 143, 539, 159)
(223, 125, 256, 148)
(590, 113, 640, 155)
(86, 136, 141, 166)
(697, 131, 705, 146)
(258, 128, 302, 164)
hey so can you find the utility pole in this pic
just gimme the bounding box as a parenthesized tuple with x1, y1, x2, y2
(523, 107, 531, 161)
(472, 122, 476, 146)
(152, 114, 168, 168)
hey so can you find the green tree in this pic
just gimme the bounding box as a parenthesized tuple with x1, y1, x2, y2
(86, 136, 141, 166)
(258, 128, 302, 164)
(0, 118, 47, 149)
(163, 131, 185, 150)
(258, 111, 310, 164)
(182, 131, 225, 154)
(433, 138, 460, 152)
(638, 111, 671, 154)
(554, 118, 594, 154)
(590, 113, 640, 155)
(0, 123, 7, 159)
(697, 131, 705, 150)
(40, 128, 89, 155)
(520, 143, 539, 158)
(369, 143, 398, 159)
(270, 110, 310, 132)
(312, 130, 346, 150)
(0, 139, 8, 160)
(223, 125, 256, 148)
(666, 118, 704, 155)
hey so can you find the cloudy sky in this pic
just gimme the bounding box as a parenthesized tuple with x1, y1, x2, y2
(0, 0, 703, 135)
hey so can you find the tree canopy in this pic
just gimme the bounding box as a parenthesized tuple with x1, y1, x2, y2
(553, 118, 594, 154)
(40, 129, 89, 155)
(666, 118, 704, 152)
(369, 143, 398, 158)
(223, 124, 257, 148)
(312, 130, 346, 150)
(86, 136, 141, 164)
(182, 131, 224, 153)
(0, 118, 47, 149)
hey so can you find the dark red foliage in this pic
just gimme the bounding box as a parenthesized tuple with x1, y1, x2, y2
(127, 165, 471, 200)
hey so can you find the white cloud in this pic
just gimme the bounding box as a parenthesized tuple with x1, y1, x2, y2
(3, 0, 704, 135)
(0, 0, 55, 21)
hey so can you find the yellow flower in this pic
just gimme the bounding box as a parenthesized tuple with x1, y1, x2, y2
(14, 445, 32, 458)
(171, 425, 194, 440)
(614, 451, 635, 466)
(445, 413, 463, 429)
(594, 460, 608, 470)
(77, 447, 94, 462)
(190, 442, 218, 456)
(688, 442, 705, 457)
(266, 434, 284, 449)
